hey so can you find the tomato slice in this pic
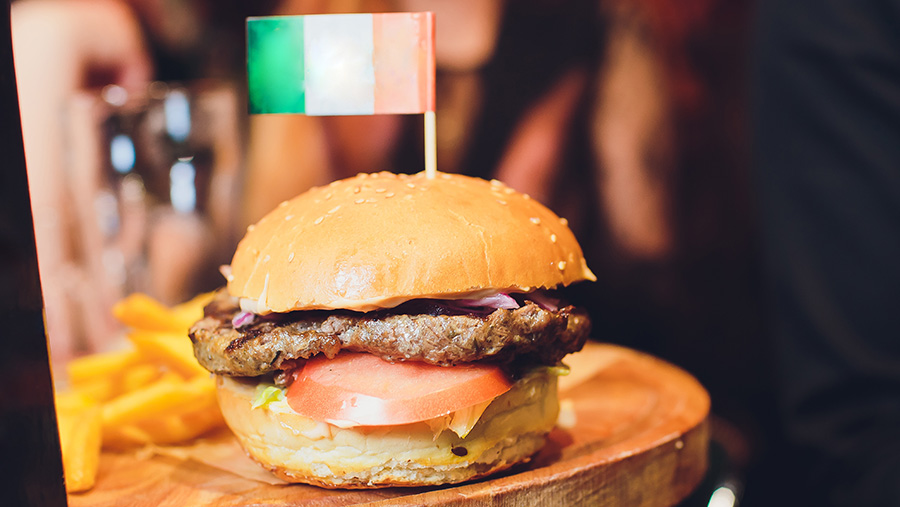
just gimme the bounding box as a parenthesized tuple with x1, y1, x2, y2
(285, 353, 512, 426)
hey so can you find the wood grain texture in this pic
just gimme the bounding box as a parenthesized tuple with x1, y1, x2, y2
(68, 343, 709, 507)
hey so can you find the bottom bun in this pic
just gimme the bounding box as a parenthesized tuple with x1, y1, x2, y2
(216, 369, 559, 488)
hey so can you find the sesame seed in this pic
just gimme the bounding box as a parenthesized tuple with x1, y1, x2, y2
(407, 183, 416, 189)
(263, 255, 271, 263)
(550, 234, 558, 243)
(325, 193, 333, 200)
(375, 188, 386, 193)
(558, 261, 567, 270)
(530, 217, 541, 225)
(497, 199, 507, 205)
(353, 186, 361, 194)
(247, 224, 256, 232)
(490, 179, 502, 187)
(560, 217, 568, 226)
(314, 216, 324, 225)
(355, 198, 365, 204)
(278, 201, 289, 207)
(285, 215, 293, 220)
(504, 187, 514, 194)
(385, 192, 395, 198)
(226, 274, 235, 282)
(675, 440, 684, 450)
(288, 252, 294, 262)
(328, 205, 341, 214)
(523, 194, 531, 200)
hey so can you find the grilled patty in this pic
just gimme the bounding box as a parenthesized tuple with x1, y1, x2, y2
(190, 289, 591, 377)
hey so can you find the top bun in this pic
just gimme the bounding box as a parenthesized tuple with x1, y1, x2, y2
(229, 171, 595, 313)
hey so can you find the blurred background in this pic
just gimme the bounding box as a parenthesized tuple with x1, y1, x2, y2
(11, 0, 900, 506)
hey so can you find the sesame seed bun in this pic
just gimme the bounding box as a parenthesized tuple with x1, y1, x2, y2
(228, 171, 595, 313)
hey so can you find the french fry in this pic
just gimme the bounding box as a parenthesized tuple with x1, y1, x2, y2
(67, 362, 163, 404)
(55, 394, 102, 493)
(102, 405, 225, 450)
(101, 374, 216, 428)
(170, 291, 216, 329)
(102, 424, 153, 450)
(66, 349, 139, 386)
(127, 330, 209, 378)
(113, 291, 214, 332)
(120, 363, 163, 393)
(59, 292, 227, 490)
(112, 293, 187, 332)
(56, 390, 96, 413)
(132, 400, 226, 445)
(68, 377, 120, 404)
(175, 402, 226, 440)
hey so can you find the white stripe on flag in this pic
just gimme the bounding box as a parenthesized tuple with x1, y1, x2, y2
(304, 14, 376, 115)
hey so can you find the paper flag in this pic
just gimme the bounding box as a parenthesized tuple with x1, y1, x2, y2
(247, 12, 435, 116)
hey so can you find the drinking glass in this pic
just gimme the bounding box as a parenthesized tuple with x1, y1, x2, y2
(61, 80, 243, 352)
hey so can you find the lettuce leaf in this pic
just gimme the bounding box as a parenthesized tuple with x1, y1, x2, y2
(251, 384, 285, 409)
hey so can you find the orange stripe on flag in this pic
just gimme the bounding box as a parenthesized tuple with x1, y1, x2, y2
(373, 12, 435, 114)
(422, 12, 435, 112)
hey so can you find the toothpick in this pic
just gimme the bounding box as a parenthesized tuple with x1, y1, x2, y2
(424, 110, 437, 179)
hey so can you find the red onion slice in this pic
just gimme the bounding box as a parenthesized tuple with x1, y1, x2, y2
(454, 293, 520, 310)
(526, 291, 560, 311)
(232, 311, 256, 329)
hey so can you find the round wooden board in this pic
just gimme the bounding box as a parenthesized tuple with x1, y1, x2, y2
(69, 343, 710, 507)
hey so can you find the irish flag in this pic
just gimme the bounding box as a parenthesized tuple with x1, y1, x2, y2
(247, 12, 435, 115)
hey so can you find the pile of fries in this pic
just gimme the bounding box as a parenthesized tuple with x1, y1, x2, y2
(55, 292, 224, 493)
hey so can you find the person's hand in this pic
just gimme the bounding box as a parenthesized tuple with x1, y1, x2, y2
(12, 0, 152, 362)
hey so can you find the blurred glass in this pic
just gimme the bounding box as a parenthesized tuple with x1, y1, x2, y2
(1, 2, 67, 503)
(63, 81, 242, 352)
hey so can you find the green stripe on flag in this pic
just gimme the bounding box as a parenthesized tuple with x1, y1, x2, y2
(247, 16, 306, 114)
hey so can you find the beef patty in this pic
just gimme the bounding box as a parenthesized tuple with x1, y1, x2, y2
(190, 289, 591, 377)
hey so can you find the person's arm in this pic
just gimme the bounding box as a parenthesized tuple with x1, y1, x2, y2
(12, 0, 151, 360)
(753, 1, 900, 505)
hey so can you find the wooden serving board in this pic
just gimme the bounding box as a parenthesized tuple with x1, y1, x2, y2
(69, 343, 710, 506)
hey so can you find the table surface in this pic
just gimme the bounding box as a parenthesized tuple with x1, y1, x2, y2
(69, 342, 710, 507)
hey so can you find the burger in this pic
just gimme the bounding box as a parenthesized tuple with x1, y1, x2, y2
(189, 171, 595, 488)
